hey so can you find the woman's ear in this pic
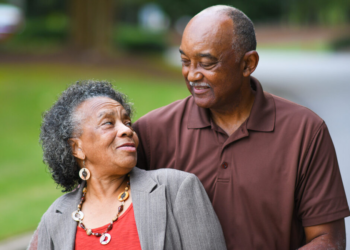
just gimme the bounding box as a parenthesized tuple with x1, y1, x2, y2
(242, 51, 259, 77)
(68, 138, 85, 160)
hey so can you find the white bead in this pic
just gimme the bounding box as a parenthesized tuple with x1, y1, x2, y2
(100, 233, 111, 245)
(71, 211, 84, 221)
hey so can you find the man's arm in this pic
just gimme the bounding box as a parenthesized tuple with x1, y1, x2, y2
(133, 120, 150, 170)
(296, 122, 349, 249)
(299, 219, 346, 250)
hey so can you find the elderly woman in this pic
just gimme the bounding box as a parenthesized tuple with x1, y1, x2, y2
(31, 80, 226, 250)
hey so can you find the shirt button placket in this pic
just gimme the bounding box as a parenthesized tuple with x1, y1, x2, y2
(221, 162, 228, 169)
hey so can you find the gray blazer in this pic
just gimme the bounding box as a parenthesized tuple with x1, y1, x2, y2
(36, 167, 227, 250)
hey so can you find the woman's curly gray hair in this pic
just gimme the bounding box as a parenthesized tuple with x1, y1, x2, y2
(40, 80, 132, 192)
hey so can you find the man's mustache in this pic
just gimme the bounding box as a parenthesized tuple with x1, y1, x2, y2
(189, 82, 210, 87)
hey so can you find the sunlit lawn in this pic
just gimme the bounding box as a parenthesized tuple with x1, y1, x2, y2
(0, 62, 188, 240)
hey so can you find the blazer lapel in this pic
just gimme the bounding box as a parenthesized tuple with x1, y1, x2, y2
(50, 183, 84, 250)
(131, 168, 167, 250)
(48, 170, 167, 250)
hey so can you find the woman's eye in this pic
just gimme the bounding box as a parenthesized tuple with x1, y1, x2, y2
(125, 122, 132, 127)
(103, 121, 113, 125)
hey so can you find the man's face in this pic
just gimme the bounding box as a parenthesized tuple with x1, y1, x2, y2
(179, 14, 244, 110)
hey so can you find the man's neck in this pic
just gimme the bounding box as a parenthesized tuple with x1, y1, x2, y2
(210, 86, 255, 136)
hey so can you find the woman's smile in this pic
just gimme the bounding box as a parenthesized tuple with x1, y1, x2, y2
(116, 142, 136, 152)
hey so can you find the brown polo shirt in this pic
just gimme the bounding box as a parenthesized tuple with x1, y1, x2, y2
(133, 77, 350, 250)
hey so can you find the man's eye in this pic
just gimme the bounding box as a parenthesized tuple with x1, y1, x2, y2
(181, 59, 190, 65)
(200, 62, 215, 68)
(103, 121, 113, 125)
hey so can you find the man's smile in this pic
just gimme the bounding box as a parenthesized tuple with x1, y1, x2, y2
(189, 82, 211, 94)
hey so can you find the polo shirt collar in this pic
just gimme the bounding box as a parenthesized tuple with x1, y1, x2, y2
(187, 77, 275, 132)
(247, 77, 275, 132)
(188, 100, 211, 129)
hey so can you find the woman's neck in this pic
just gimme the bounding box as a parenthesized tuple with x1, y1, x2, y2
(79, 174, 132, 229)
(85, 174, 127, 202)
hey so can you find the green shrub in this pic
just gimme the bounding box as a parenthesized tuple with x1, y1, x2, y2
(114, 23, 168, 53)
(330, 36, 350, 51)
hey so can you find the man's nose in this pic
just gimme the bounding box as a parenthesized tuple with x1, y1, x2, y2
(187, 64, 203, 82)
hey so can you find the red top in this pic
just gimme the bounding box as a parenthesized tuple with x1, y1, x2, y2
(75, 204, 141, 250)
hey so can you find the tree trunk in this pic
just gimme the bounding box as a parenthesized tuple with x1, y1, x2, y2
(69, 0, 114, 55)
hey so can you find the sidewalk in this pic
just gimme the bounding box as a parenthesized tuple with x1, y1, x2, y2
(0, 232, 33, 250)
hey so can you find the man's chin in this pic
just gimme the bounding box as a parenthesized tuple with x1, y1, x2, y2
(192, 96, 214, 109)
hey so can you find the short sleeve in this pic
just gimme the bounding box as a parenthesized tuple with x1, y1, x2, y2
(133, 119, 150, 170)
(296, 122, 350, 227)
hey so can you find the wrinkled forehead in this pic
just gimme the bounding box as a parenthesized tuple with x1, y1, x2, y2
(76, 96, 126, 121)
(181, 14, 234, 52)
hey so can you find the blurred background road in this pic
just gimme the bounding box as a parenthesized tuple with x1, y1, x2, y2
(0, 0, 349, 249)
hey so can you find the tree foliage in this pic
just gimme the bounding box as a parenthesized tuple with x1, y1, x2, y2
(119, 0, 349, 25)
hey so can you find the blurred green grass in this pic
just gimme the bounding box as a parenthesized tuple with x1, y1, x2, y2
(0, 62, 188, 240)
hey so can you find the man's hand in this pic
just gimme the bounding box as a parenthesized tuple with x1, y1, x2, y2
(299, 219, 346, 249)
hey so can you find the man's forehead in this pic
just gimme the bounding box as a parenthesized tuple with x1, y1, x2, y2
(180, 14, 234, 54)
(187, 14, 231, 35)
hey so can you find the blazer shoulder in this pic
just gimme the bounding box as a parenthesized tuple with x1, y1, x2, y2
(132, 167, 200, 198)
(135, 167, 197, 186)
(155, 168, 197, 182)
(42, 185, 82, 216)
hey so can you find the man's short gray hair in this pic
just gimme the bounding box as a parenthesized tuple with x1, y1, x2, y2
(201, 5, 257, 60)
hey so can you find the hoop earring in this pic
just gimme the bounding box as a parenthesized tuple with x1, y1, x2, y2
(79, 160, 91, 180)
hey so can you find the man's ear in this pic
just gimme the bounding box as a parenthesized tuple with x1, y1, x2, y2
(68, 138, 85, 160)
(242, 51, 259, 77)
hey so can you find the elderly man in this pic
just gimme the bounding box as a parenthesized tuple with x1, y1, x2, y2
(133, 5, 350, 250)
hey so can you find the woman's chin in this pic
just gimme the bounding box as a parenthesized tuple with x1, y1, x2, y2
(116, 159, 137, 172)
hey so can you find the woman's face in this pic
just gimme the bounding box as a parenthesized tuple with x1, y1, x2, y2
(73, 96, 138, 178)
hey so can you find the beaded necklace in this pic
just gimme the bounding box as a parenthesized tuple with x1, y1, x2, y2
(72, 175, 130, 245)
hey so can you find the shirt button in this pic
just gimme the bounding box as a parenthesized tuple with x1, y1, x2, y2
(221, 162, 228, 169)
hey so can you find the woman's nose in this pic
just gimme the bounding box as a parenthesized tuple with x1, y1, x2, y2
(117, 123, 134, 137)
